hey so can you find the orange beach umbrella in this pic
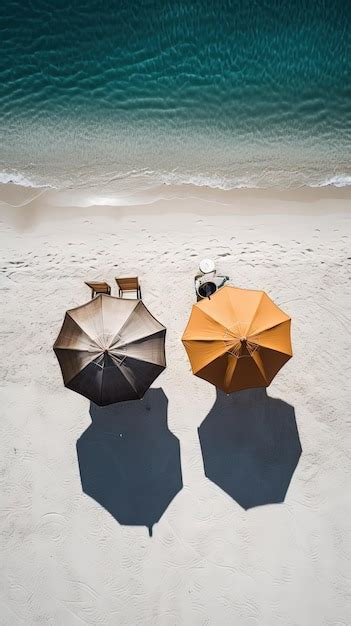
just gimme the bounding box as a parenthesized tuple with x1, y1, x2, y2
(182, 286, 292, 393)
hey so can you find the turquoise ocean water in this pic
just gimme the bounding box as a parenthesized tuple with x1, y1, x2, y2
(0, 0, 350, 195)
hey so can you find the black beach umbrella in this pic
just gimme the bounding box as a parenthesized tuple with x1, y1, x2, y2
(54, 294, 166, 405)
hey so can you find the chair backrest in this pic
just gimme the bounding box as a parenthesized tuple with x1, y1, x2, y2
(115, 277, 139, 291)
(85, 281, 111, 296)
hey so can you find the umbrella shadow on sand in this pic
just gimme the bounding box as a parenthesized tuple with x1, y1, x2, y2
(77, 388, 182, 536)
(198, 388, 302, 510)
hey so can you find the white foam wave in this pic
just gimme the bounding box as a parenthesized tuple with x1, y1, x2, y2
(1, 168, 350, 195)
(159, 171, 351, 190)
(0, 170, 55, 189)
(159, 171, 260, 190)
(310, 175, 351, 188)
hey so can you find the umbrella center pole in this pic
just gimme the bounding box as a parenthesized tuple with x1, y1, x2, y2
(225, 337, 260, 359)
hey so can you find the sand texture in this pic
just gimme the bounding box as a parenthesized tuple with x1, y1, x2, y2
(0, 184, 350, 625)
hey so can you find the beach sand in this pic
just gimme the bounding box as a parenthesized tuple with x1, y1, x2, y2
(0, 183, 350, 625)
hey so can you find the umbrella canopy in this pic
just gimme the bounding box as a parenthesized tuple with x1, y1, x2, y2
(182, 286, 292, 393)
(54, 294, 166, 405)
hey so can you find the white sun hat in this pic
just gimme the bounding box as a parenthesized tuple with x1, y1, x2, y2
(199, 258, 215, 274)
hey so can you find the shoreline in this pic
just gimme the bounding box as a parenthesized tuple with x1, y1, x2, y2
(0, 182, 350, 230)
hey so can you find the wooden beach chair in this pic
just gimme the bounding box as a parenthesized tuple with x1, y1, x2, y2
(115, 276, 141, 299)
(85, 281, 111, 299)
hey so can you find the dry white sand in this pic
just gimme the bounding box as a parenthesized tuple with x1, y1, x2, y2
(0, 183, 350, 625)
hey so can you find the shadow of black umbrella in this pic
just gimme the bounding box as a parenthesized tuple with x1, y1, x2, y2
(77, 388, 183, 536)
(198, 388, 302, 510)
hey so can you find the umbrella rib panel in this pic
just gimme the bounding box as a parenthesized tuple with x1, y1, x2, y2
(100, 363, 139, 404)
(112, 300, 166, 348)
(103, 297, 139, 349)
(251, 350, 268, 383)
(223, 285, 251, 328)
(67, 297, 104, 346)
(195, 304, 233, 334)
(116, 361, 141, 397)
(256, 347, 292, 384)
(66, 357, 139, 404)
(199, 287, 263, 333)
(54, 347, 103, 384)
(117, 357, 165, 398)
(249, 319, 292, 355)
(183, 340, 229, 373)
(226, 356, 267, 393)
(247, 295, 290, 338)
(110, 329, 166, 366)
(244, 291, 264, 336)
(53, 314, 100, 352)
(182, 306, 233, 340)
(224, 355, 239, 390)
